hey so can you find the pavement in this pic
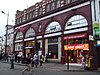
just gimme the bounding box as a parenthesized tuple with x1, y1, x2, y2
(0, 60, 100, 72)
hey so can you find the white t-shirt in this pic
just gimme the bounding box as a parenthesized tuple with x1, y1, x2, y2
(33, 54, 38, 61)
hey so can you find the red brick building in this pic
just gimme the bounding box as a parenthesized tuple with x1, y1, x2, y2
(14, 0, 93, 64)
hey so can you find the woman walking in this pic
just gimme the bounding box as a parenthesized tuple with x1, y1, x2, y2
(39, 55, 43, 67)
(81, 56, 86, 70)
(22, 53, 32, 74)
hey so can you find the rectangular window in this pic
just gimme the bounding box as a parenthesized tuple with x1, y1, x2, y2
(30, 11, 33, 18)
(32, 10, 35, 17)
(16, 18, 19, 24)
(46, 4, 50, 12)
(48, 38, 58, 43)
(51, 2, 55, 10)
(65, 0, 70, 4)
(26, 13, 29, 20)
(7, 35, 10, 39)
(20, 16, 24, 22)
(39, 7, 42, 15)
(56, 0, 60, 8)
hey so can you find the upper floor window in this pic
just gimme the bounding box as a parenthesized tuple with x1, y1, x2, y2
(7, 34, 11, 40)
(46, 4, 50, 12)
(56, 0, 60, 8)
(19, 16, 24, 23)
(32, 10, 35, 18)
(51, 1, 55, 10)
(30, 12, 33, 18)
(26, 13, 29, 20)
(16, 18, 20, 24)
(39, 7, 42, 15)
(65, 0, 70, 4)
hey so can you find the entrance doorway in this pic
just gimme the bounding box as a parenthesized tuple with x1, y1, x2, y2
(66, 50, 77, 63)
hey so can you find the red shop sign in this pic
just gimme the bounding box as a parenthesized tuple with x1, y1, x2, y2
(64, 33, 87, 40)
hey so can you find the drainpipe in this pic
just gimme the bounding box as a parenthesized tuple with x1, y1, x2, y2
(90, 0, 98, 70)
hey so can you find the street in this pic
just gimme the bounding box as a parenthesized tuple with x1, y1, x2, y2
(0, 62, 100, 75)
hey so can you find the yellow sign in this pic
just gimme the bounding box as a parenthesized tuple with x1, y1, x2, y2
(64, 44, 89, 50)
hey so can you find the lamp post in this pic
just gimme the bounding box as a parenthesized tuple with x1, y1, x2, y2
(1, 11, 9, 55)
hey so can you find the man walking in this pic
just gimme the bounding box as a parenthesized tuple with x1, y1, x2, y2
(10, 53, 15, 69)
(33, 53, 38, 68)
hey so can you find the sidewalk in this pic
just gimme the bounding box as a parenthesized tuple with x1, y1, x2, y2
(0, 60, 100, 72)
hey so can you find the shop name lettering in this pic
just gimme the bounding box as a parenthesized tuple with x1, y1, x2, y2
(67, 35, 85, 39)
(65, 44, 87, 50)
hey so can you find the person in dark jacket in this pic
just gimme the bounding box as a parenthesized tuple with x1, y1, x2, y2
(39, 55, 43, 67)
(22, 53, 32, 74)
(10, 53, 15, 69)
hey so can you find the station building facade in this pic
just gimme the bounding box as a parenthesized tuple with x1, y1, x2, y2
(14, 0, 93, 64)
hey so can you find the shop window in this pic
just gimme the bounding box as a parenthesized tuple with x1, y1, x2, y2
(83, 39, 88, 44)
(25, 41, 35, 47)
(75, 40, 80, 44)
(65, 38, 88, 45)
(67, 39, 74, 44)
(48, 44, 58, 59)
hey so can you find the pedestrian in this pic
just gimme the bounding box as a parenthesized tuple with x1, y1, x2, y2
(39, 55, 43, 67)
(17, 54, 21, 63)
(33, 53, 38, 68)
(10, 53, 15, 69)
(22, 53, 32, 74)
(15, 53, 18, 62)
(81, 56, 86, 70)
(45, 54, 48, 62)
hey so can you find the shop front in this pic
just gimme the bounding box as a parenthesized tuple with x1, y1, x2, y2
(45, 37, 61, 62)
(64, 33, 89, 63)
(25, 41, 35, 56)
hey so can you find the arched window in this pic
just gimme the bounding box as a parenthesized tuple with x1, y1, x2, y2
(45, 21, 61, 33)
(65, 15, 88, 30)
(16, 32, 23, 40)
(25, 28, 35, 38)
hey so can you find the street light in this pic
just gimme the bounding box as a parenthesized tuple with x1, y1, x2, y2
(1, 11, 9, 55)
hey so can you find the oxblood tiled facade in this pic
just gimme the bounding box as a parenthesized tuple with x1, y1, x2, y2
(14, 0, 94, 65)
